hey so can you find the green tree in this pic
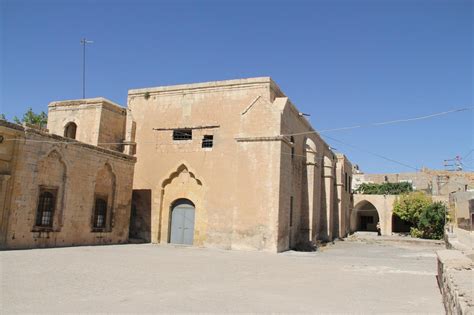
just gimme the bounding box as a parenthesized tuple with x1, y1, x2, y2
(393, 191, 432, 226)
(415, 202, 447, 240)
(356, 182, 413, 195)
(0, 114, 5, 120)
(13, 108, 47, 128)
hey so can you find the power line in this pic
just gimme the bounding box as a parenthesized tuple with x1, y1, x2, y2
(463, 149, 473, 160)
(283, 106, 473, 137)
(321, 134, 419, 171)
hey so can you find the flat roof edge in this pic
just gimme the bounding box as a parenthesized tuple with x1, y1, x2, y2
(128, 77, 274, 95)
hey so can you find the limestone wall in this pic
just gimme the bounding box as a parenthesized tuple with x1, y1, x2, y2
(0, 122, 135, 249)
(128, 77, 350, 252)
(437, 250, 473, 314)
(47, 98, 127, 152)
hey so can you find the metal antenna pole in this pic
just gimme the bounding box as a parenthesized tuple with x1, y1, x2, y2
(80, 38, 93, 99)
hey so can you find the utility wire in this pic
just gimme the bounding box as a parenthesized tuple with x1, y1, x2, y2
(321, 134, 420, 171)
(283, 106, 473, 137)
(463, 149, 473, 160)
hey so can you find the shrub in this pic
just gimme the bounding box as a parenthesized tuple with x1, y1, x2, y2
(416, 202, 447, 240)
(356, 182, 413, 195)
(393, 191, 432, 226)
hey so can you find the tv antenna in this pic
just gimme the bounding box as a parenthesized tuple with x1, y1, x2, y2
(80, 38, 94, 99)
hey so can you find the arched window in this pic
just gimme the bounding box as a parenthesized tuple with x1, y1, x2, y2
(35, 190, 56, 227)
(64, 122, 77, 139)
(93, 198, 107, 229)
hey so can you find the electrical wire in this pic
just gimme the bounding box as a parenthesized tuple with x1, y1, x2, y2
(283, 106, 473, 137)
(321, 134, 419, 171)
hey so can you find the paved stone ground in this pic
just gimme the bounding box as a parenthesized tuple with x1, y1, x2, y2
(1, 240, 444, 314)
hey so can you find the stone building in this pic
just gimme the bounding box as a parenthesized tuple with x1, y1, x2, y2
(350, 168, 474, 235)
(127, 77, 353, 252)
(0, 99, 136, 249)
(352, 168, 474, 196)
(1, 77, 353, 252)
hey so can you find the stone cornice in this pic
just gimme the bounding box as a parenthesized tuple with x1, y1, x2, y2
(128, 77, 285, 97)
(48, 97, 126, 115)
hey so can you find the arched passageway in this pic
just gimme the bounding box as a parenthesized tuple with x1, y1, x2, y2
(353, 200, 380, 232)
(169, 199, 195, 245)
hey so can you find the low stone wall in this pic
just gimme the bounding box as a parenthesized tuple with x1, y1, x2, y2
(437, 250, 473, 314)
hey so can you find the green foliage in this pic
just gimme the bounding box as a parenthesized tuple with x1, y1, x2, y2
(394, 193, 446, 240)
(409, 227, 424, 238)
(356, 182, 413, 195)
(416, 202, 446, 239)
(393, 191, 432, 226)
(13, 108, 47, 128)
(0, 114, 5, 120)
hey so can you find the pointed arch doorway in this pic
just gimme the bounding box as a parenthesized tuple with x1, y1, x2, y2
(169, 199, 195, 245)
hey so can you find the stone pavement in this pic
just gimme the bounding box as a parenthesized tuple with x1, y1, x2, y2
(1, 240, 444, 314)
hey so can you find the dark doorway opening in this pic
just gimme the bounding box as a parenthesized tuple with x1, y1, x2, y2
(392, 214, 412, 233)
(129, 189, 152, 242)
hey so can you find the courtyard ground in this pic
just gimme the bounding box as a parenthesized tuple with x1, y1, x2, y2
(1, 238, 444, 314)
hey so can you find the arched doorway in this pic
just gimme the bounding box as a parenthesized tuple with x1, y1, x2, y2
(169, 199, 195, 245)
(353, 200, 380, 232)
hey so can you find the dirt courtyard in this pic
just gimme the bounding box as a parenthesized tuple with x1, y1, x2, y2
(1, 239, 444, 314)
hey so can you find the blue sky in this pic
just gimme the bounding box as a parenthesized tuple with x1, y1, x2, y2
(1, 0, 472, 173)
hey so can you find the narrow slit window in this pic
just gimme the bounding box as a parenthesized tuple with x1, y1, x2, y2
(202, 135, 214, 148)
(290, 136, 295, 160)
(173, 129, 192, 141)
(289, 196, 294, 227)
(345, 172, 348, 192)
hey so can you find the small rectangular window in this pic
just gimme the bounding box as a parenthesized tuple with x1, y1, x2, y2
(173, 129, 192, 141)
(202, 135, 214, 148)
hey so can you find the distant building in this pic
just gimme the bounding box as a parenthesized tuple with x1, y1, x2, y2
(349, 168, 474, 236)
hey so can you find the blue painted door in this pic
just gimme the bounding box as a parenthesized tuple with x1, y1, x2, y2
(170, 201, 195, 245)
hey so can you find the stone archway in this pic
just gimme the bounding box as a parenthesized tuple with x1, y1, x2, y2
(155, 164, 205, 246)
(351, 200, 380, 232)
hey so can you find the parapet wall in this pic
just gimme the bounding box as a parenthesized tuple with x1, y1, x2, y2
(437, 249, 473, 314)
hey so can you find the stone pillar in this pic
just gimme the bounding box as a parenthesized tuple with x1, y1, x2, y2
(306, 161, 316, 243)
(0, 175, 11, 249)
(323, 156, 334, 241)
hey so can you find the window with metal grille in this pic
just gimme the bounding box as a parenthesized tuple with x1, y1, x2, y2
(93, 198, 107, 229)
(64, 122, 77, 139)
(172, 129, 192, 141)
(202, 135, 213, 148)
(35, 190, 57, 227)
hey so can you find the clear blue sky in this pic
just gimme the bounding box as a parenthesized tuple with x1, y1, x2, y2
(1, 0, 472, 173)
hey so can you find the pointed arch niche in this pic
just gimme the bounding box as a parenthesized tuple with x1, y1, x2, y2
(156, 164, 206, 246)
(34, 150, 67, 230)
(91, 163, 116, 232)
